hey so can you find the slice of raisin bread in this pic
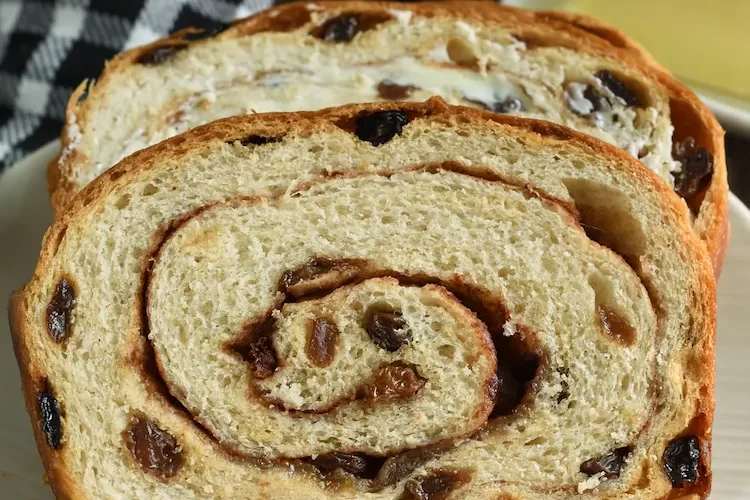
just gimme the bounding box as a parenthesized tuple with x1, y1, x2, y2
(13, 99, 715, 499)
(49, 1, 728, 273)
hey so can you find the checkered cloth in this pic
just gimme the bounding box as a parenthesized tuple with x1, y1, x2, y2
(0, 0, 290, 171)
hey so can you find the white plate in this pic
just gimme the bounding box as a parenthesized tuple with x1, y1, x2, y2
(0, 142, 748, 499)
(694, 88, 750, 136)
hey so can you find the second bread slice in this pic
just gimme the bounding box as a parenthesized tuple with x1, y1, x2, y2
(50, 1, 727, 271)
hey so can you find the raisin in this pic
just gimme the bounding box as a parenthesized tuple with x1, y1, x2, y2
(136, 45, 187, 65)
(583, 85, 611, 112)
(377, 81, 417, 100)
(371, 443, 453, 490)
(281, 257, 339, 289)
(556, 379, 570, 403)
(595, 70, 640, 107)
(307, 317, 339, 367)
(580, 447, 632, 479)
(357, 364, 425, 399)
(355, 111, 408, 146)
(672, 137, 714, 199)
(673, 137, 697, 159)
(246, 336, 278, 379)
(405, 470, 471, 500)
(227, 314, 280, 379)
(514, 351, 541, 384)
(317, 14, 360, 42)
(663, 435, 701, 487)
(239, 135, 283, 146)
(309, 452, 384, 479)
(124, 416, 183, 479)
(314, 12, 391, 42)
(46, 276, 75, 343)
(597, 305, 636, 346)
(279, 258, 365, 297)
(489, 366, 523, 417)
(364, 308, 410, 351)
(36, 382, 63, 449)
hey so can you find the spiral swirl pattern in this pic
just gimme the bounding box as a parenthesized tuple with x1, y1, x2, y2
(12, 100, 714, 499)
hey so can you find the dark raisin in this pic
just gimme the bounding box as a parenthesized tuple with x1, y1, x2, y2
(279, 258, 367, 298)
(310, 452, 384, 479)
(556, 379, 570, 403)
(136, 45, 187, 65)
(663, 435, 701, 487)
(595, 70, 640, 107)
(405, 470, 471, 500)
(239, 135, 283, 146)
(365, 308, 410, 351)
(597, 305, 637, 346)
(123, 416, 183, 478)
(672, 137, 714, 199)
(307, 317, 339, 367)
(317, 14, 360, 42)
(377, 81, 417, 100)
(489, 366, 523, 417)
(583, 85, 611, 112)
(246, 336, 278, 379)
(514, 351, 541, 384)
(46, 277, 75, 343)
(355, 111, 408, 146)
(281, 257, 339, 289)
(36, 383, 63, 449)
(357, 363, 425, 399)
(181, 23, 230, 41)
(228, 314, 280, 377)
(673, 136, 697, 160)
(580, 447, 632, 479)
(371, 443, 453, 490)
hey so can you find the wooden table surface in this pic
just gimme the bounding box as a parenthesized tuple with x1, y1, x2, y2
(726, 132, 750, 206)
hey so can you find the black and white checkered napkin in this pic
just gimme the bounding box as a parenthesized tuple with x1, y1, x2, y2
(0, 0, 286, 171)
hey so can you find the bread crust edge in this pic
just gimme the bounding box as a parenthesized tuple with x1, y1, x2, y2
(8, 289, 80, 500)
(22, 97, 717, 498)
(45, 1, 728, 277)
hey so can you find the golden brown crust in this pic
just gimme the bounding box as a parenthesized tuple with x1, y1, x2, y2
(534, 10, 657, 61)
(26, 97, 715, 498)
(7, 289, 79, 500)
(47, 1, 728, 278)
(653, 70, 728, 275)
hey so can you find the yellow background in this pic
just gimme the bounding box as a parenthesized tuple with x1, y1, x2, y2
(566, 0, 750, 100)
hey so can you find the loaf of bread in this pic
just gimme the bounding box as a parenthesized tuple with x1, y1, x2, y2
(49, 1, 727, 272)
(13, 99, 715, 499)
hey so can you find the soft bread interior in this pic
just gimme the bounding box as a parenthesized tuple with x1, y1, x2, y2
(18, 102, 714, 499)
(64, 2, 678, 191)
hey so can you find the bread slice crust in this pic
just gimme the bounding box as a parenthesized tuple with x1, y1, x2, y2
(48, 1, 727, 274)
(18, 98, 714, 499)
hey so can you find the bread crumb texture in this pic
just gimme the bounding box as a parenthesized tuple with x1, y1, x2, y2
(17, 99, 714, 500)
